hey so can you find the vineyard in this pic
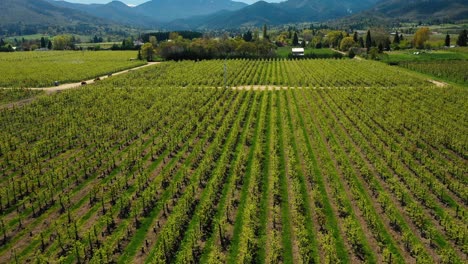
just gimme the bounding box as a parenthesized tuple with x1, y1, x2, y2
(0, 89, 43, 105)
(399, 60, 468, 85)
(0, 59, 467, 263)
(110, 59, 429, 88)
(0, 51, 144, 88)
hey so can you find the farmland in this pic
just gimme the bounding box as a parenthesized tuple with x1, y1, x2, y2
(399, 60, 468, 85)
(0, 88, 43, 105)
(0, 59, 467, 263)
(0, 51, 144, 88)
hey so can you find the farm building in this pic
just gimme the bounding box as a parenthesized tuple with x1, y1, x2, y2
(292, 48, 304, 56)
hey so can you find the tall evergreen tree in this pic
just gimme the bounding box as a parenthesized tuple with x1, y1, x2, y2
(292, 32, 299, 46)
(353, 32, 358, 42)
(445, 34, 451, 47)
(263, 24, 269, 40)
(47, 40, 52, 50)
(40, 37, 46, 48)
(358, 37, 364, 48)
(243, 30, 253, 42)
(384, 37, 391, 51)
(365, 30, 372, 50)
(456, 29, 467, 47)
(393, 31, 400, 44)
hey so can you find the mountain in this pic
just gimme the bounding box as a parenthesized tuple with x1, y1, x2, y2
(279, 0, 380, 20)
(370, 0, 468, 21)
(0, 0, 109, 26)
(168, 0, 381, 29)
(331, 0, 468, 28)
(134, 0, 248, 22)
(48, 0, 160, 27)
(169, 1, 295, 29)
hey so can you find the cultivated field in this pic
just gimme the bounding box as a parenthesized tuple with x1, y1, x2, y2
(0, 88, 43, 105)
(0, 51, 144, 88)
(399, 60, 468, 85)
(0, 59, 466, 263)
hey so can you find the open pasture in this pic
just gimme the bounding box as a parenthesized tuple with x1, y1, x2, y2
(0, 59, 466, 264)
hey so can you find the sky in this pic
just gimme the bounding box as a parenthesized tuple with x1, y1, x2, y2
(65, 0, 284, 6)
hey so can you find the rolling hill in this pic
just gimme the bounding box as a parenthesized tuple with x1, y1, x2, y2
(331, 0, 468, 28)
(48, 0, 160, 27)
(134, 0, 248, 22)
(2, 0, 467, 34)
(0, 0, 109, 26)
(370, 0, 468, 21)
(169, 1, 295, 29)
(167, 0, 383, 29)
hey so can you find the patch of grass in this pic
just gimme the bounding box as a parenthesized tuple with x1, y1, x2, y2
(276, 47, 342, 58)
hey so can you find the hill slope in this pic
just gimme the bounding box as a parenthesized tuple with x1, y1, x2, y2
(134, 0, 248, 22)
(371, 0, 468, 21)
(331, 0, 468, 28)
(48, 0, 160, 27)
(0, 0, 108, 26)
(279, 0, 380, 20)
(168, 0, 382, 29)
(169, 1, 296, 29)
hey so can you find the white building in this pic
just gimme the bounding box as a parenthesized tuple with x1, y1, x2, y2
(292, 48, 305, 56)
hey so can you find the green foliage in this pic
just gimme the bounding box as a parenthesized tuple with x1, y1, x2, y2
(0, 88, 43, 104)
(0, 51, 145, 87)
(292, 32, 299, 46)
(140, 43, 155, 62)
(340, 37, 356, 51)
(445, 34, 451, 47)
(400, 60, 468, 84)
(456, 29, 467, 47)
(0, 58, 466, 264)
(413, 27, 431, 49)
(52, 35, 75, 50)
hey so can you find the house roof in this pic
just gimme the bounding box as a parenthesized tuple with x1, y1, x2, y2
(292, 48, 305, 52)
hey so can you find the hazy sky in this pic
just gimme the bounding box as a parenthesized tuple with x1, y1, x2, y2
(65, 0, 284, 6)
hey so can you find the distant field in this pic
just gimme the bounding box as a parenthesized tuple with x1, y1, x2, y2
(276, 47, 343, 58)
(383, 48, 468, 63)
(399, 60, 468, 85)
(0, 51, 144, 88)
(1, 59, 466, 263)
(75, 42, 121, 49)
(120, 59, 426, 87)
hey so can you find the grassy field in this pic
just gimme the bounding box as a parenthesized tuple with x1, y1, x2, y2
(75, 42, 122, 49)
(399, 60, 468, 85)
(0, 59, 466, 263)
(276, 47, 343, 58)
(383, 48, 468, 63)
(0, 51, 144, 88)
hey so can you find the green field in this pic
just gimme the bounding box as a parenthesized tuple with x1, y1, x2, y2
(383, 48, 468, 64)
(0, 51, 144, 88)
(0, 59, 466, 264)
(276, 47, 343, 58)
(75, 42, 122, 49)
(399, 60, 468, 85)
(0, 89, 43, 105)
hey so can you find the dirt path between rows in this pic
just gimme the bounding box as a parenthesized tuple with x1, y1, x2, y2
(428, 80, 448, 87)
(331, 49, 363, 60)
(0, 62, 160, 110)
(31, 62, 161, 93)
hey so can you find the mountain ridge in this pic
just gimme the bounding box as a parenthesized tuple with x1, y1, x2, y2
(1, 0, 466, 35)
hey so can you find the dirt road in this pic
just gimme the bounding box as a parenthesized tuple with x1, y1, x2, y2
(0, 62, 160, 109)
(29, 62, 161, 94)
